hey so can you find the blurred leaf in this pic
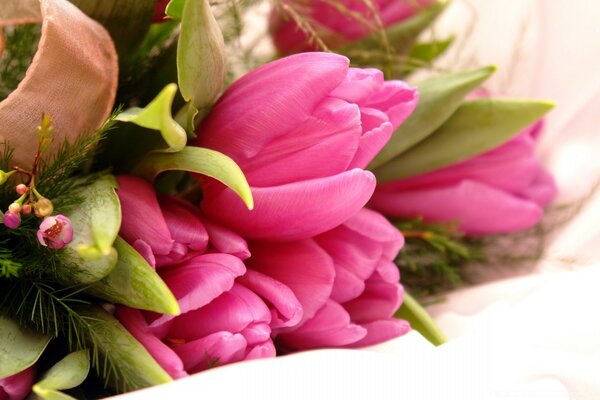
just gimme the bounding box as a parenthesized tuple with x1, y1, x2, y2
(69, 0, 155, 57)
(395, 292, 446, 346)
(117, 84, 187, 152)
(87, 237, 180, 315)
(60, 175, 121, 284)
(165, 0, 185, 20)
(133, 146, 254, 210)
(401, 37, 454, 76)
(79, 306, 172, 390)
(0, 316, 51, 378)
(32, 350, 90, 400)
(177, 0, 226, 111)
(375, 98, 554, 182)
(369, 66, 496, 169)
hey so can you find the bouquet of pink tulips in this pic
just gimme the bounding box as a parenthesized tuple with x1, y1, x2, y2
(0, 0, 557, 398)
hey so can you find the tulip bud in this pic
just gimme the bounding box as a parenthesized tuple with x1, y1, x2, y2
(3, 211, 21, 229)
(34, 198, 54, 217)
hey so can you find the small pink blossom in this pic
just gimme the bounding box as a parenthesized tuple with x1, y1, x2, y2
(37, 215, 73, 249)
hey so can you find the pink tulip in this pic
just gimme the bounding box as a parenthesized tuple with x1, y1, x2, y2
(195, 52, 418, 241)
(115, 176, 303, 377)
(370, 122, 558, 235)
(0, 367, 35, 400)
(270, 0, 434, 54)
(245, 208, 409, 350)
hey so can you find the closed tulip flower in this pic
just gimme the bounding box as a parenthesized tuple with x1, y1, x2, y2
(370, 122, 558, 235)
(195, 52, 417, 242)
(0, 367, 35, 400)
(270, 0, 434, 54)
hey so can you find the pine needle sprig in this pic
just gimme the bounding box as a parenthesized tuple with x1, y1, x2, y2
(0, 24, 41, 100)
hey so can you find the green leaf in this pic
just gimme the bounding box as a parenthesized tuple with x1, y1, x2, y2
(69, 0, 155, 57)
(79, 306, 172, 390)
(177, 0, 227, 111)
(0, 316, 51, 378)
(86, 237, 180, 315)
(117, 84, 187, 152)
(374, 98, 555, 182)
(32, 350, 90, 400)
(369, 66, 496, 169)
(402, 37, 454, 76)
(346, 1, 448, 55)
(133, 146, 254, 210)
(165, 0, 185, 20)
(395, 292, 446, 346)
(60, 175, 121, 284)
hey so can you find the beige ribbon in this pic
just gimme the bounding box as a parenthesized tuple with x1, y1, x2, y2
(0, 0, 118, 168)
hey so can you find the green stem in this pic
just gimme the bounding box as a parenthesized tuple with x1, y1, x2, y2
(395, 292, 447, 346)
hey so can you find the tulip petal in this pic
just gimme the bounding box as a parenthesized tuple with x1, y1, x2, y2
(519, 168, 558, 207)
(168, 284, 271, 340)
(341, 208, 404, 260)
(202, 169, 376, 241)
(364, 80, 419, 129)
(117, 176, 173, 256)
(347, 319, 411, 348)
(278, 300, 367, 349)
(197, 215, 250, 259)
(0, 366, 35, 400)
(330, 68, 384, 104)
(248, 240, 334, 323)
(349, 109, 394, 169)
(173, 331, 247, 374)
(159, 195, 209, 253)
(132, 239, 157, 268)
(370, 179, 544, 235)
(196, 53, 350, 163)
(244, 341, 276, 360)
(150, 254, 246, 327)
(343, 274, 404, 323)
(238, 270, 303, 329)
(115, 307, 187, 379)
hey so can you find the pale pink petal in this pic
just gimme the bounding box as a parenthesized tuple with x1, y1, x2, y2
(240, 322, 272, 345)
(247, 240, 334, 323)
(244, 341, 276, 360)
(278, 300, 367, 349)
(370, 179, 544, 235)
(519, 168, 558, 207)
(202, 169, 376, 241)
(363, 80, 419, 129)
(117, 176, 173, 255)
(330, 68, 384, 104)
(237, 269, 303, 329)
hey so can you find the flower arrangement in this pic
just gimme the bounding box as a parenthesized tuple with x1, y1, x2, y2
(0, 0, 557, 398)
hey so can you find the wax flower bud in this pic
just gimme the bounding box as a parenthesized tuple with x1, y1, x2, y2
(0, 170, 16, 185)
(16, 184, 28, 195)
(8, 203, 21, 214)
(3, 211, 21, 229)
(21, 204, 32, 215)
(34, 198, 54, 217)
(37, 215, 74, 249)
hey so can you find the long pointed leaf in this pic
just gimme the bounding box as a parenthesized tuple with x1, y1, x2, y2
(133, 146, 254, 210)
(86, 237, 180, 315)
(395, 293, 446, 346)
(369, 66, 496, 169)
(0, 316, 51, 378)
(374, 98, 554, 182)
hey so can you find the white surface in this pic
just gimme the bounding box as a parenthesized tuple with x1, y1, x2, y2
(117, 1, 600, 398)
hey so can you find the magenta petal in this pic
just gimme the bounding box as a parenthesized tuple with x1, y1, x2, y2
(196, 53, 350, 163)
(168, 284, 271, 340)
(347, 319, 411, 348)
(159, 195, 209, 253)
(0, 366, 35, 400)
(173, 331, 247, 373)
(247, 240, 334, 323)
(238, 269, 303, 329)
(117, 176, 173, 255)
(349, 110, 394, 169)
(370, 179, 544, 235)
(278, 300, 367, 349)
(244, 341, 276, 360)
(133, 239, 157, 268)
(151, 254, 246, 327)
(364, 80, 419, 129)
(343, 275, 403, 323)
(519, 168, 558, 207)
(115, 307, 187, 379)
(330, 68, 384, 104)
(202, 169, 377, 241)
(240, 322, 272, 345)
(197, 215, 250, 260)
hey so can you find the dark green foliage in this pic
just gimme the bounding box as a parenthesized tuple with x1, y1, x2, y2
(0, 25, 42, 100)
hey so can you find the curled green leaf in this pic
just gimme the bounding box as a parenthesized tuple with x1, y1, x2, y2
(374, 98, 555, 182)
(32, 350, 90, 400)
(133, 146, 254, 210)
(395, 292, 446, 346)
(116, 84, 187, 152)
(0, 316, 51, 378)
(87, 237, 180, 315)
(369, 66, 496, 170)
